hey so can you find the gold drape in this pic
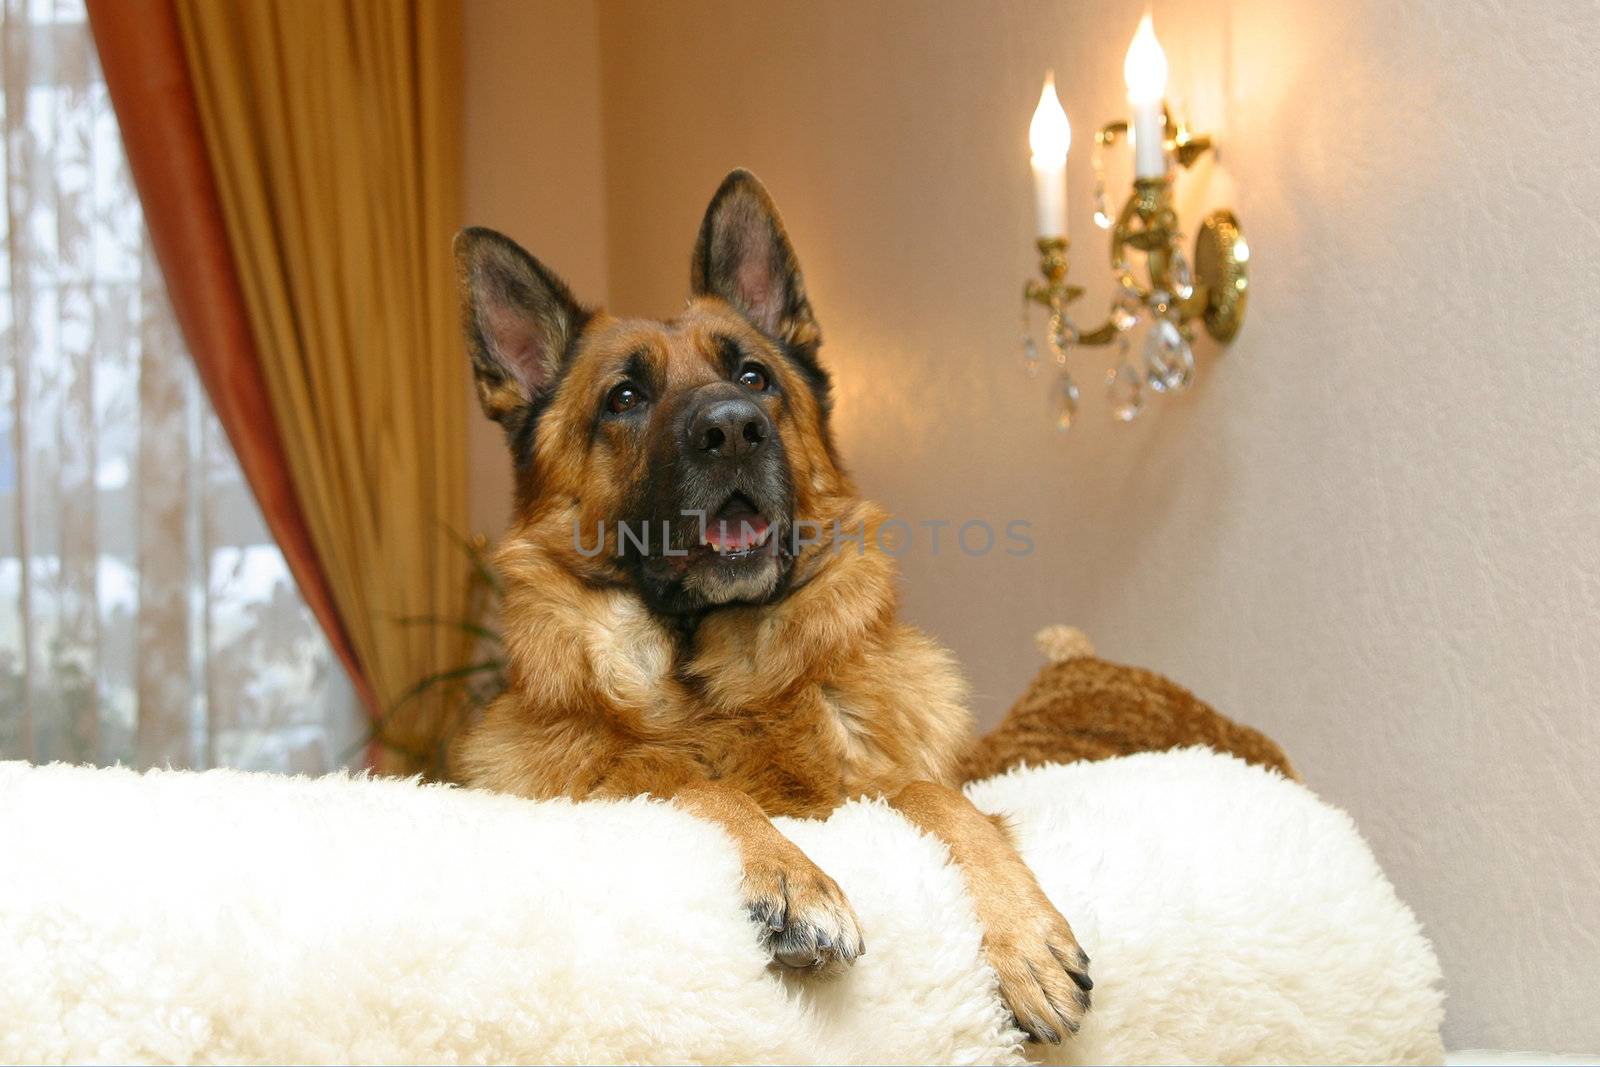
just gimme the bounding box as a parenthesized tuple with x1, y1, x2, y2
(173, 0, 468, 774)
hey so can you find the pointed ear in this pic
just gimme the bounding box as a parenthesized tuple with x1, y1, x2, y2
(690, 170, 821, 354)
(454, 227, 588, 427)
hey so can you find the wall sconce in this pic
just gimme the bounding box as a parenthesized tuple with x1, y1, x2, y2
(1021, 14, 1249, 431)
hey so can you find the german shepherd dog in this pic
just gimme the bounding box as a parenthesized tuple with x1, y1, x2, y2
(454, 170, 1091, 1043)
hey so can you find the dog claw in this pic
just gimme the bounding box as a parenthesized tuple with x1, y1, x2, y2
(1025, 1020, 1061, 1045)
(742, 859, 864, 978)
(989, 927, 1092, 1044)
(1052, 944, 1094, 991)
(747, 902, 787, 932)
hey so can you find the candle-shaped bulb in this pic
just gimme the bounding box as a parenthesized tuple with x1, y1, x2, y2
(1123, 14, 1169, 104)
(1028, 72, 1071, 237)
(1124, 14, 1169, 178)
(1029, 73, 1071, 165)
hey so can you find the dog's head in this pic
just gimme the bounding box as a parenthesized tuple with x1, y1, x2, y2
(457, 170, 849, 618)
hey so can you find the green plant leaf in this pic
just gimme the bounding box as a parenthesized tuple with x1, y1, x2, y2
(443, 524, 503, 596)
(392, 614, 501, 643)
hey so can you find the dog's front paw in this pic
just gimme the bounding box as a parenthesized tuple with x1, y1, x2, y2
(743, 856, 865, 978)
(984, 901, 1092, 1044)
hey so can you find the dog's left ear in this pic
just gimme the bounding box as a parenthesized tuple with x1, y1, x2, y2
(691, 169, 821, 356)
(455, 227, 588, 431)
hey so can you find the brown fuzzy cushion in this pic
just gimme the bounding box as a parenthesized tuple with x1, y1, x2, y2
(960, 626, 1297, 783)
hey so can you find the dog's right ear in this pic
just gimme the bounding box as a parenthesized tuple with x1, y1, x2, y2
(691, 170, 821, 357)
(454, 227, 588, 427)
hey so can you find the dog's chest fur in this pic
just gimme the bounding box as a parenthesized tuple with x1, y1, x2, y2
(456, 532, 975, 816)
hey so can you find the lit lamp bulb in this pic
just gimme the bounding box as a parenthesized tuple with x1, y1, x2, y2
(1124, 13, 1169, 178)
(1028, 72, 1071, 238)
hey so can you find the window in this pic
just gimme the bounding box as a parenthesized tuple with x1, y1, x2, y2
(0, 0, 362, 771)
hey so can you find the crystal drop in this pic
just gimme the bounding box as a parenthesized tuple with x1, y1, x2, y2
(1091, 146, 1112, 230)
(1115, 264, 1143, 306)
(1092, 183, 1113, 230)
(1020, 335, 1040, 377)
(1050, 370, 1080, 432)
(1142, 319, 1185, 393)
(1169, 247, 1195, 300)
(1110, 303, 1139, 333)
(1106, 351, 1144, 422)
(1168, 332, 1196, 391)
(1049, 313, 1078, 359)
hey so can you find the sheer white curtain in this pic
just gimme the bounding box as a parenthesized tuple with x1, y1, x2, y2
(0, 0, 363, 772)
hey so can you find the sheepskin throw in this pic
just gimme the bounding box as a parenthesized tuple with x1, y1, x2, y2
(0, 750, 1444, 1064)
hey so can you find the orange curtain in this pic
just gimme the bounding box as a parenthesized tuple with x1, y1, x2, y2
(87, 0, 378, 724)
(90, 0, 469, 774)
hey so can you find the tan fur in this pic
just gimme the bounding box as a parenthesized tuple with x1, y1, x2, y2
(453, 172, 1090, 1040)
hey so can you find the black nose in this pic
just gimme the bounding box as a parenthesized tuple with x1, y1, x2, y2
(687, 395, 771, 460)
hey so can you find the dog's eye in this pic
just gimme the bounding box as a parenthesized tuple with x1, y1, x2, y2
(737, 365, 768, 392)
(606, 383, 645, 414)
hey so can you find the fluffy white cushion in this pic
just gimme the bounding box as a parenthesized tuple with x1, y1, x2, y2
(0, 749, 1443, 1065)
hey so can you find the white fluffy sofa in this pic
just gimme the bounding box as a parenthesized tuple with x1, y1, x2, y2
(0, 749, 1443, 1065)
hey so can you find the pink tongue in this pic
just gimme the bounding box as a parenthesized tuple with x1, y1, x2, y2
(706, 512, 769, 550)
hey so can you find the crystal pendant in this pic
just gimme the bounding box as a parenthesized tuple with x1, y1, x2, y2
(1018, 296, 1039, 377)
(1050, 369, 1080, 432)
(1110, 302, 1139, 333)
(1106, 347, 1144, 423)
(1093, 191, 1114, 230)
(1091, 145, 1113, 230)
(1048, 312, 1078, 360)
(1143, 319, 1194, 393)
(1115, 262, 1143, 307)
(1168, 331, 1196, 390)
(1169, 246, 1195, 300)
(1020, 334, 1040, 377)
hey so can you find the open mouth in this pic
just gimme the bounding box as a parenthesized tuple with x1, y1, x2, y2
(699, 492, 773, 559)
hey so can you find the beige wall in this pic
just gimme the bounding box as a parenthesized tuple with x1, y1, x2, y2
(467, 0, 1600, 1052)
(463, 0, 609, 538)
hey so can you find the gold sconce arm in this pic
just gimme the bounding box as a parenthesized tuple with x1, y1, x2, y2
(1096, 120, 1129, 148)
(1165, 107, 1213, 170)
(1096, 109, 1212, 169)
(1022, 237, 1143, 349)
(1023, 237, 1082, 308)
(1073, 320, 1121, 347)
(1107, 177, 1247, 343)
